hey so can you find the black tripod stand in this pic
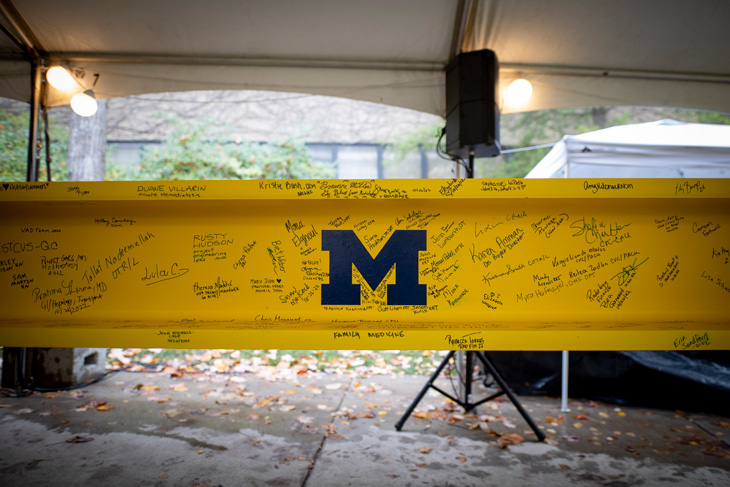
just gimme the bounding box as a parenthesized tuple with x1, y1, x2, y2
(395, 350, 546, 441)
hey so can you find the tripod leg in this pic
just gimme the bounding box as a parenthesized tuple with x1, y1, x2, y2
(475, 351, 546, 441)
(395, 351, 455, 431)
(464, 351, 473, 408)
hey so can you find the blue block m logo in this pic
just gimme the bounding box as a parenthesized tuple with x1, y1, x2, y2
(321, 230, 426, 305)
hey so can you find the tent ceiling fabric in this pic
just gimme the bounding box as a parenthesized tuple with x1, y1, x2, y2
(1, 0, 729, 115)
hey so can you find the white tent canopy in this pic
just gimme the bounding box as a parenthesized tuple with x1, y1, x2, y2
(525, 119, 730, 179)
(1, 0, 729, 115)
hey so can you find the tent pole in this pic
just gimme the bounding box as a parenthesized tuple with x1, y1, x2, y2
(560, 350, 571, 412)
(560, 155, 570, 412)
(26, 58, 41, 182)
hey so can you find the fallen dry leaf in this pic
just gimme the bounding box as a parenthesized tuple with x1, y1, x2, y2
(255, 396, 280, 408)
(161, 409, 182, 418)
(353, 411, 375, 419)
(418, 447, 433, 454)
(66, 435, 93, 443)
(497, 433, 525, 449)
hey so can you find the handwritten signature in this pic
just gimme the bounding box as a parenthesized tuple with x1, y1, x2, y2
(673, 332, 711, 350)
(141, 262, 189, 286)
(611, 257, 648, 286)
(474, 221, 503, 237)
(571, 217, 630, 246)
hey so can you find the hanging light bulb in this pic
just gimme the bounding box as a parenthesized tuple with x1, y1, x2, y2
(504, 78, 533, 108)
(70, 90, 98, 117)
(46, 66, 78, 92)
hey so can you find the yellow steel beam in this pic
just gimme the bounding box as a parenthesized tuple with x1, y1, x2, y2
(0, 179, 728, 350)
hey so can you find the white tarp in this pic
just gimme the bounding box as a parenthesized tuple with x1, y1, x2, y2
(525, 120, 730, 179)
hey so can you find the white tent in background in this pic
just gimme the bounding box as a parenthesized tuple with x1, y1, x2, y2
(525, 120, 730, 179)
(526, 118, 730, 410)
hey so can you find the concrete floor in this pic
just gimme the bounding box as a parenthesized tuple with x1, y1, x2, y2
(1, 369, 728, 487)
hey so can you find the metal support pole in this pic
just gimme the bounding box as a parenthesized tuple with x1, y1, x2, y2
(456, 350, 466, 402)
(560, 139, 572, 412)
(560, 350, 571, 412)
(26, 58, 41, 182)
(42, 106, 51, 181)
(13, 59, 44, 392)
(464, 349, 473, 404)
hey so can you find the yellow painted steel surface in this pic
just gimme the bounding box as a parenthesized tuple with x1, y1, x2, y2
(0, 179, 728, 350)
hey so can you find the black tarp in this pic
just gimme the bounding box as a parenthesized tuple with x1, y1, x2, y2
(487, 351, 730, 414)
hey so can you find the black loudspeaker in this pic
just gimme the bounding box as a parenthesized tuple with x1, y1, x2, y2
(445, 49, 500, 159)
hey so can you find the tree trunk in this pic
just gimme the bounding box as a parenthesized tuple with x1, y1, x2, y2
(67, 99, 108, 181)
(591, 107, 609, 129)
